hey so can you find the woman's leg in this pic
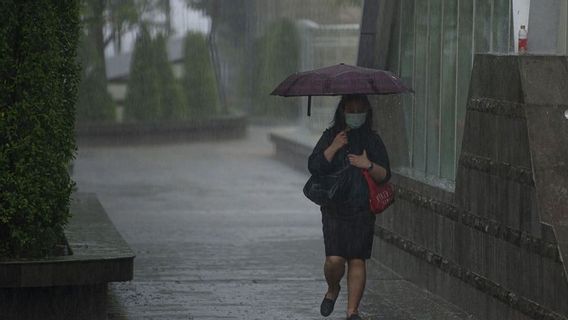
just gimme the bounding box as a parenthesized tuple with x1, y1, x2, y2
(346, 258, 366, 316)
(324, 255, 346, 298)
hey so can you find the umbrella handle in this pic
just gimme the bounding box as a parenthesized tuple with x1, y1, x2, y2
(307, 96, 312, 117)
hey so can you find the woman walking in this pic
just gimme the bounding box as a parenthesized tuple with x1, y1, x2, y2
(308, 94, 391, 320)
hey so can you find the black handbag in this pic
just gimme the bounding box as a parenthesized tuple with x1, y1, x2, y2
(303, 165, 351, 206)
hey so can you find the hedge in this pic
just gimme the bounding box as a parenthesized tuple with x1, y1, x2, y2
(0, 1, 80, 258)
(124, 26, 162, 121)
(182, 31, 220, 118)
(251, 18, 300, 120)
(75, 32, 115, 123)
(154, 33, 187, 120)
(125, 28, 187, 121)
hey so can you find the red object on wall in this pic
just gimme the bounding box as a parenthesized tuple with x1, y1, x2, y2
(518, 25, 528, 53)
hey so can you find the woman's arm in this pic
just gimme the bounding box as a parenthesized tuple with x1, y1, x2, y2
(308, 129, 348, 176)
(347, 133, 391, 184)
(323, 130, 347, 162)
(347, 150, 388, 183)
(368, 133, 391, 183)
(367, 161, 388, 183)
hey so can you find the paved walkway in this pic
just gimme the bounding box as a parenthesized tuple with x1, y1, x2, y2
(73, 126, 477, 320)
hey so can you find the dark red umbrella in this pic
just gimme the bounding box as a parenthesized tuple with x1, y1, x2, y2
(271, 63, 412, 116)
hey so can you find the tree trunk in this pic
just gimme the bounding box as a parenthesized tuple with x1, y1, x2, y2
(92, 0, 107, 78)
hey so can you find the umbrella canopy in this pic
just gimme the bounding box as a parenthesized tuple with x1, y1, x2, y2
(270, 63, 412, 115)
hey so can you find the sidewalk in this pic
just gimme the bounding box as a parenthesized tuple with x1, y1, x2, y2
(73, 126, 477, 319)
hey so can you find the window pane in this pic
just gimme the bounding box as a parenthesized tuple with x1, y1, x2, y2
(474, 0, 492, 52)
(400, 0, 416, 167)
(493, 0, 511, 53)
(456, 0, 475, 160)
(426, 0, 443, 176)
(412, 0, 429, 173)
(440, 0, 459, 179)
(387, 1, 402, 74)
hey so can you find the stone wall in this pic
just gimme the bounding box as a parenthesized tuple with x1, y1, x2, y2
(369, 54, 568, 320)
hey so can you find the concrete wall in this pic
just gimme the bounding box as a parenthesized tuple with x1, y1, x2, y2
(369, 53, 568, 320)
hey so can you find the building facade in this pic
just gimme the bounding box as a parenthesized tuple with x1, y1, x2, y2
(358, 1, 568, 319)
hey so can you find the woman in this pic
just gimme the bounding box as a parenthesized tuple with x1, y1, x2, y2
(307, 94, 391, 320)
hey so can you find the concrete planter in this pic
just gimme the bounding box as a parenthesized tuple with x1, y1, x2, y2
(0, 193, 134, 320)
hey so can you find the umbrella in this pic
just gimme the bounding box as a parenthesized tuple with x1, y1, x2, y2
(270, 63, 412, 116)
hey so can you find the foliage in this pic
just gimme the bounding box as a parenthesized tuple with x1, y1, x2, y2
(125, 28, 187, 121)
(0, 0, 80, 258)
(153, 33, 187, 120)
(251, 18, 301, 119)
(75, 32, 115, 123)
(76, 0, 174, 124)
(185, 0, 246, 110)
(185, 0, 246, 40)
(81, 0, 171, 55)
(181, 31, 220, 118)
(124, 26, 162, 121)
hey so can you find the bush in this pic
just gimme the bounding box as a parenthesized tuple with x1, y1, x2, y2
(154, 33, 187, 120)
(181, 31, 220, 118)
(125, 28, 187, 121)
(124, 26, 162, 121)
(75, 32, 115, 123)
(0, 0, 80, 258)
(251, 18, 300, 120)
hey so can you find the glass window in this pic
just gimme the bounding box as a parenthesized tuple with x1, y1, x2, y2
(387, 0, 513, 189)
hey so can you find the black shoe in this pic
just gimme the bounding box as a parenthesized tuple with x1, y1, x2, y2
(346, 313, 363, 320)
(320, 285, 341, 317)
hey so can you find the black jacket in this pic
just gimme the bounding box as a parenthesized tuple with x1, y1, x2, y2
(307, 127, 391, 209)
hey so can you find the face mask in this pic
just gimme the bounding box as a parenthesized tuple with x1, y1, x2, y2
(345, 112, 367, 129)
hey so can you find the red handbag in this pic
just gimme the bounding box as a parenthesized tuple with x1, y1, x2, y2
(361, 169, 395, 214)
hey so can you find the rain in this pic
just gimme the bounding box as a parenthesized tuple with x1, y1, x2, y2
(72, 1, 386, 319)
(5, 0, 565, 319)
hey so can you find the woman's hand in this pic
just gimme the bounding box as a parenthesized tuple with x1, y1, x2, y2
(348, 150, 372, 169)
(330, 130, 348, 151)
(324, 130, 348, 162)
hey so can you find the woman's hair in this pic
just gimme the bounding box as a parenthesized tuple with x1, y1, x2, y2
(330, 94, 373, 133)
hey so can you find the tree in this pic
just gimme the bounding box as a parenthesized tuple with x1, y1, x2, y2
(154, 33, 187, 120)
(76, 0, 140, 123)
(80, 0, 173, 69)
(75, 31, 115, 123)
(185, 0, 247, 112)
(251, 18, 300, 119)
(124, 25, 162, 121)
(181, 31, 220, 118)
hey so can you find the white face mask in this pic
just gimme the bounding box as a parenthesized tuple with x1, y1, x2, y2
(345, 112, 367, 129)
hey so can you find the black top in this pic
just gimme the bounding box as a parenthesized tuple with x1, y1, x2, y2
(307, 127, 391, 209)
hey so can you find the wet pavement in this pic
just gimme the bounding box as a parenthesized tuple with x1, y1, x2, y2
(73, 126, 477, 320)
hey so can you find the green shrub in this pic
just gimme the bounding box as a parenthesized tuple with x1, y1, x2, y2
(124, 26, 162, 121)
(251, 18, 300, 120)
(0, 0, 80, 258)
(125, 28, 187, 121)
(75, 32, 115, 123)
(181, 31, 220, 118)
(154, 33, 187, 120)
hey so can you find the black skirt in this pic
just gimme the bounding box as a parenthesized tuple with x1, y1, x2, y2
(321, 204, 376, 260)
